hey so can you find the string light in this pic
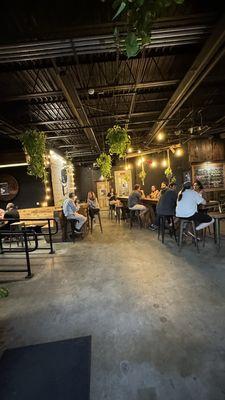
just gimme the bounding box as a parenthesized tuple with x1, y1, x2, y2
(157, 132, 165, 141)
(151, 160, 157, 168)
(138, 149, 141, 154)
(161, 159, 167, 168)
(128, 147, 133, 153)
(175, 147, 184, 157)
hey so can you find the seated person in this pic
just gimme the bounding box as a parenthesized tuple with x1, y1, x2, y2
(63, 192, 87, 232)
(176, 181, 214, 231)
(87, 191, 100, 219)
(107, 188, 117, 203)
(149, 185, 160, 200)
(0, 208, 5, 227)
(0, 203, 20, 231)
(193, 179, 207, 201)
(149, 182, 177, 230)
(128, 184, 150, 224)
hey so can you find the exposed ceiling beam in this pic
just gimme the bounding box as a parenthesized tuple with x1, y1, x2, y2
(0, 91, 63, 102)
(51, 64, 100, 152)
(147, 13, 225, 145)
(78, 79, 179, 95)
(0, 80, 178, 103)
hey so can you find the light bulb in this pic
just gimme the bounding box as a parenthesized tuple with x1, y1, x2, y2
(138, 149, 141, 154)
(151, 160, 157, 168)
(175, 147, 184, 157)
(157, 132, 165, 141)
(128, 147, 133, 153)
(161, 159, 167, 168)
(45, 195, 50, 200)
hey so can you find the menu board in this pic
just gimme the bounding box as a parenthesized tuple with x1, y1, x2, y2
(192, 163, 225, 190)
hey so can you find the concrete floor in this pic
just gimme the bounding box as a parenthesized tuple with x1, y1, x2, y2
(0, 216, 225, 400)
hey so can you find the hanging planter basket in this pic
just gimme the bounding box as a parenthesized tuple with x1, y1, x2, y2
(106, 125, 131, 158)
(96, 153, 112, 180)
(19, 129, 47, 182)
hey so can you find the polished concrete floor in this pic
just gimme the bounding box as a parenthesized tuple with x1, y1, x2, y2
(0, 216, 225, 400)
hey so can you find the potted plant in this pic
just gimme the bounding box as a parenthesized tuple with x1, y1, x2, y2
(96, 153, 112, 180)
(20, 129, 47, 182)
(106, 125, 131, 158)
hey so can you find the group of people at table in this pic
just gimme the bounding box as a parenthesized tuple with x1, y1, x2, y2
(0, 180, 214, 238)
(108, 179, 214, 233)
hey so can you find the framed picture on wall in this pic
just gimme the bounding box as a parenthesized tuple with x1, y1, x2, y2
(114, 170, 132, 197)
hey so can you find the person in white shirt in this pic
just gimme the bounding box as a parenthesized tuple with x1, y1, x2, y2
(63, 192, 87, 232)
(176, 181, 214, 231)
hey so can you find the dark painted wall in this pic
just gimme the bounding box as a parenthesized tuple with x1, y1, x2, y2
(0, 166, 45, 209)
(76, 146, 190, 199)
(75, 166, 100, 202)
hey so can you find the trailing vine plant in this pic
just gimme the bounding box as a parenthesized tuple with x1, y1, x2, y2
(112, 0, 185, 57)
(106, 125, 131, 158)
(165, 167, 176, 184)
(96, 152, 112, 180)
(20, 129, 47, 181)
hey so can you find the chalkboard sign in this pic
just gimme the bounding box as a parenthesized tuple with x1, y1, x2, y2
(192, 163, 225, 190)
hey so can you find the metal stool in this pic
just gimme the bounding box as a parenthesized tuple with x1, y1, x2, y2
(178, 218, 199, 252)
(129, 209, 142, 229)
(158, 215, 177, 244)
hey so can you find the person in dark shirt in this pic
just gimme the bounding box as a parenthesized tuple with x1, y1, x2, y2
(149, 183, 177, 230)
(1, 203, 20, 231)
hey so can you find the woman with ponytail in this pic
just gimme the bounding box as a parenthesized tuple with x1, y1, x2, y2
(176, 181, 214, 231)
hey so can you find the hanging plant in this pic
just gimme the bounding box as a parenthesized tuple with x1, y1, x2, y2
(112, 0, 185, 57)
(165, 167, 173, 179)
(139, 169, 146, 185)
(170, 176, 176, 184)
(96, 153, 112, 180)
(20, 129, 47, 181)
(106, 125, 131, 158)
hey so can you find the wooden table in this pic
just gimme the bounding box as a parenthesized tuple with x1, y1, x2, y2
(201, 201, 221, 212)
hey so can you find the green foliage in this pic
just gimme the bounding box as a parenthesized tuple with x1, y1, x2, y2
(170, 176, 176, 184)
(106, 125, 131, 158)
(112, 0, 185, 57)
(0, 288, 9, 298)
(20, 130, 47, 181)
(96, 153, 112, 180)
(165, 167, 173, 178)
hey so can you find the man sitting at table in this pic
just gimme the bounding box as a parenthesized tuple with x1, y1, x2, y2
(128, 184, 150, 224)
(63, 192, 87, 233)
(149, 182, 177, 230)
(149, 185, 160, 200)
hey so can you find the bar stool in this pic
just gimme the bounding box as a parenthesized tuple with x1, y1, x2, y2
(115, 205, 123, 223)
(68, 219, 84, 241)
(129, 209, 142, 229)
(157, 215, 177, 244)
(108, 204, 115, 220)
(178, 218, 199, 252)
(89, 209, 103, 234)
